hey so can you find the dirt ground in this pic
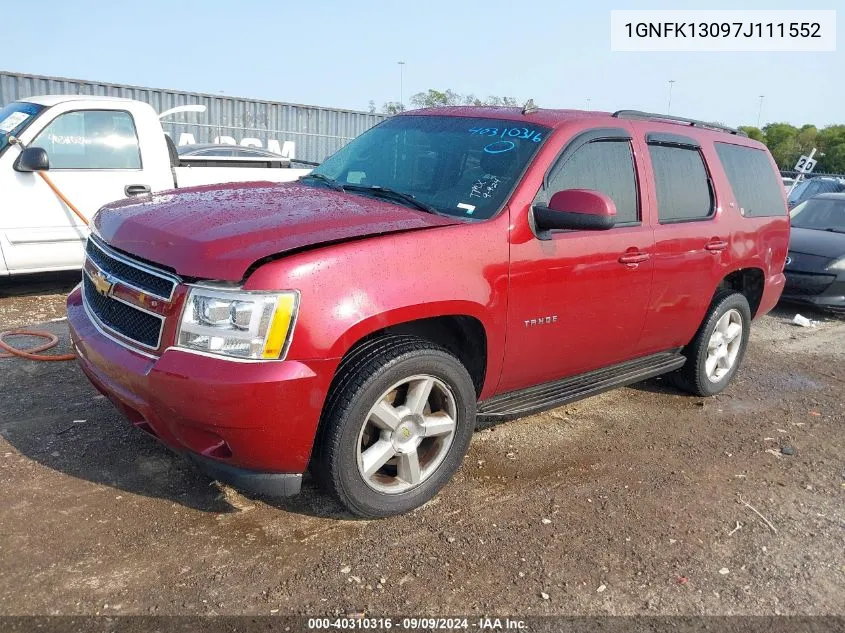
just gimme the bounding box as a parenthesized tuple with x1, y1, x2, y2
(0, 273, 843, 618)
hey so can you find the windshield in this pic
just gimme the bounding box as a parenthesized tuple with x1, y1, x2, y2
(788, 178, 843, 206)
(0, 102, 45, 154)
(790, 197, 845, 232)
(787, 180, 811, 205)
(309, 115, 550, 219)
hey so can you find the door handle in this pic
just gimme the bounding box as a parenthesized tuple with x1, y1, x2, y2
(618, 252, 650, 265)
(705, 239, 728, 252)
(125, 184, 151, 196)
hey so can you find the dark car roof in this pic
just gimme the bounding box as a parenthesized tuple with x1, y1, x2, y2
(177, 143, 283, 156)
(812, 192, 845, 201)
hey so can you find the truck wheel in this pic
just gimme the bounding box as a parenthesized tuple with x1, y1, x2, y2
(315, 336, 476, 517)
(672, 291, 751, 397)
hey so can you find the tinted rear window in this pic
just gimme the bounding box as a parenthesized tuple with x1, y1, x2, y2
(649, 145, 714, 222)
(715, 143, 785, 217)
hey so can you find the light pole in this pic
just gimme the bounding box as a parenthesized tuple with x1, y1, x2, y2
(757, 95, 765, 128)
(397, 61, 406, 111)
(667, 80, 675, 115)
(585, 97, 591, 111)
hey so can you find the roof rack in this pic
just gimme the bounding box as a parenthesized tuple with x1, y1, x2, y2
(611, 110, 747, 137)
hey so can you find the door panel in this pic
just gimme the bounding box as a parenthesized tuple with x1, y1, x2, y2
(636, 223, 726, 353)
(498, 133, 655, 393)
(500, 226, 655, 392)
(0, 109, 150, 273)
(632, 127, 730, 354)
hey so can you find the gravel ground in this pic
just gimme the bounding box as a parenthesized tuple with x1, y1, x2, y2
(0, 275, 843, 618)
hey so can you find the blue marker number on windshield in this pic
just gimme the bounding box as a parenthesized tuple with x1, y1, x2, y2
(469, 127, 543, 142)
(484, 141, 515, 154)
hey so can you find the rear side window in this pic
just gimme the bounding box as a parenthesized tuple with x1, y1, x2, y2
(715, 143, 785, 217)
(649, 144, 713, 222)
(541, 140, 639, 224)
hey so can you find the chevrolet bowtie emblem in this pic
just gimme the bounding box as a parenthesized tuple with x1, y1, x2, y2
(91, 270, 114, 296)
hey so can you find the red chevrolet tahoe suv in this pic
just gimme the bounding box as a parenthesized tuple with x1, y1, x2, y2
(67, 107, 789, 517)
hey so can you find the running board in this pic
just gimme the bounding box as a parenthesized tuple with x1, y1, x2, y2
(478, 351, 686, 421)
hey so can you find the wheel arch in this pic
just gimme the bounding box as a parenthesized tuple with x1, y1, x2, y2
(713, 267, 766, 318)
(328, 305, 491, 398)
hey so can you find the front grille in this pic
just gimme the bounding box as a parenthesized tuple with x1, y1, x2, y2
(784, 272, 836, 296)
(83, 275, 163, 348)
(86, 237, 176, 299)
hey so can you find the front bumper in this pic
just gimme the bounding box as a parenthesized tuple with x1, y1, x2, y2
(67, 287, 339, 497)
(782, 272, 845, 313)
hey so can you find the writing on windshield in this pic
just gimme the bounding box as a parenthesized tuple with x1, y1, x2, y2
(309, 115, 550, 220)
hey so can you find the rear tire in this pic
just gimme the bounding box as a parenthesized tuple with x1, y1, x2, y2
(314, 335, 476, 518)
(672, 291, 751, 397)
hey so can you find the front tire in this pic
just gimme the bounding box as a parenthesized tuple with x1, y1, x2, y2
(672, 291, 751, 397)
(314, 336, 476, 518)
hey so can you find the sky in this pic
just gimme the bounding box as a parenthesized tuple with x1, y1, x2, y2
(0, 0, 841, 128)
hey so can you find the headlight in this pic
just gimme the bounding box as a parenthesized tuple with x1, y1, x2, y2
(828, 256, 845, 272)
(176, 287, 299, 360)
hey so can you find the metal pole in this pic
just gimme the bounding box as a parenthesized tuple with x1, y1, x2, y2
(585, 98, 591, 111)
(667, 80, 675, 114)
(757, 95, 765, 128)
(397, 61, 405, 111)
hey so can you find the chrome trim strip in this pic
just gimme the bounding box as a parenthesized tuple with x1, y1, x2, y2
(87, 236, 180, 301)
(80, 296, 159, 360)
(82, 270, 165, 352)
(85, 255, 169, 312)
(83, 269, 166, 322)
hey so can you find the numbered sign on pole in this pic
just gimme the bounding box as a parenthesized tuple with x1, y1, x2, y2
(794, 155, 818, 174)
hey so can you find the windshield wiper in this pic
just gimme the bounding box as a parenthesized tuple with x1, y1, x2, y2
(289, 158, 320, 167)
(342, 184, 440, 215)
(299, 173, 343, 191)
(823, 227, 845, 234)
(299, 176, 440, 215)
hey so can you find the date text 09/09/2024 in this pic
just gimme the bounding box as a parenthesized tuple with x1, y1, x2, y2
(307, 617, 527, 630)
(308, 617, 527, 631)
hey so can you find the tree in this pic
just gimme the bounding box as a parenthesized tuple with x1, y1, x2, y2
(407, 89, 520, 110)
(381, 101, 405, 115)
(409, 89, 464, 108)
(761, 122, 799, 168)
(737, 121, 845, 173)
(738, 126, 765, 142)
(482, 96, 520, 107)
(816, 125, 845, 173)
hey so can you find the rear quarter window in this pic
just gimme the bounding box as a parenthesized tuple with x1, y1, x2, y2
(715, 143, 786, 217)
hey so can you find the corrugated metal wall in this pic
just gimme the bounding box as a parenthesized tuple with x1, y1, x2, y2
(0, 71, 385, 163)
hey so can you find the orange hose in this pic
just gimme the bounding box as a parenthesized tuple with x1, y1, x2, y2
(37, 172, 89, 227)
(0, 330, 76, 361)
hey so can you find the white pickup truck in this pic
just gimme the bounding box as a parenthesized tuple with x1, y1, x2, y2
(0, 95, 311, 276)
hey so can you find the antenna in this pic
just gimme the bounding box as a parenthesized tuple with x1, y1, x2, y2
(158, 104, 207, 119)
(522, 99, 538, 115)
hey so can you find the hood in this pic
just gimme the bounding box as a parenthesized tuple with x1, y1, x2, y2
(93, 182, 459, 280)
(789, 226, 845, 260)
